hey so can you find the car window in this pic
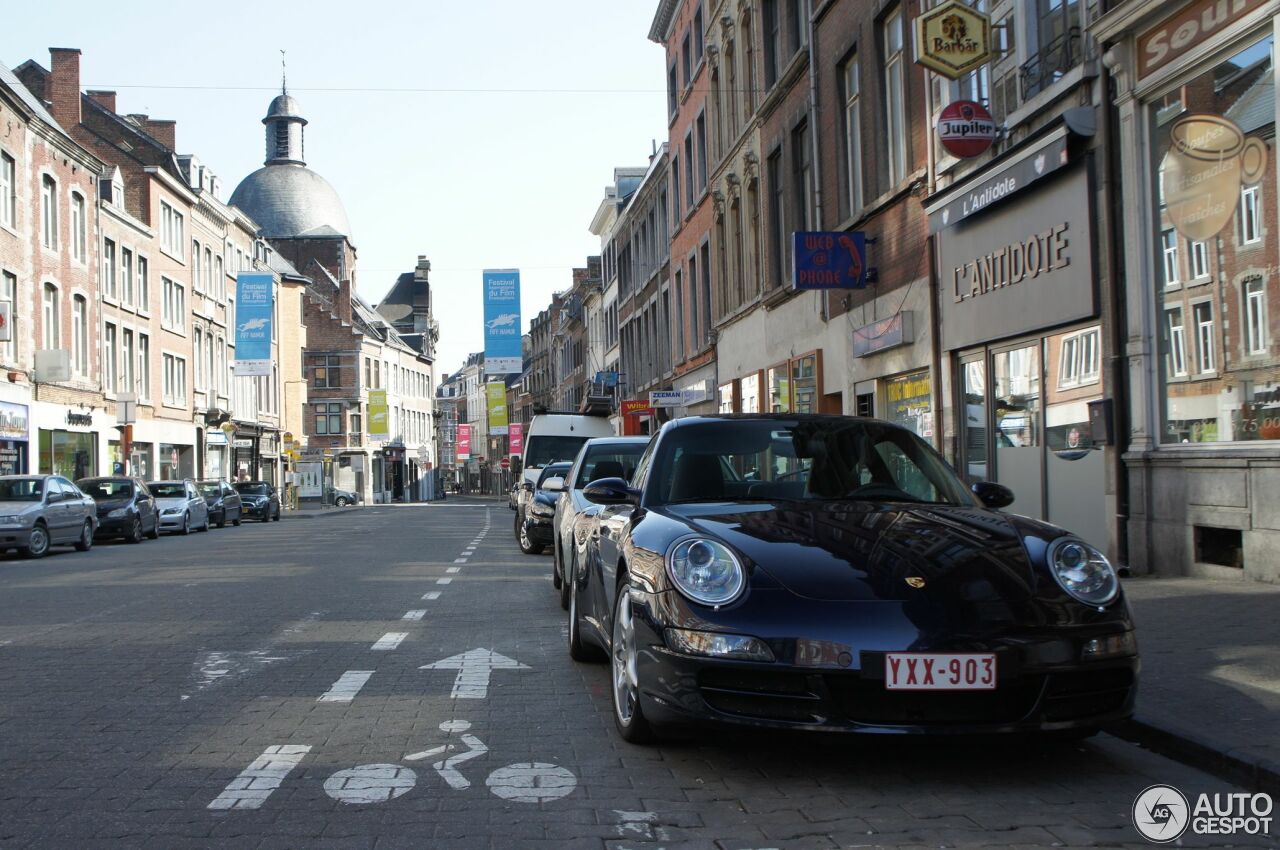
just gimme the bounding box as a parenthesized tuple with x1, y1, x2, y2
(524, 435, 589, 468)
(631, 440, 657, 493)
(81, 480, 135, 499)
(148, 482, 187, 498)
(536, 464, 573, 488)
(197, 482, 221, 497)
(235, 483, 270, 495)
(575, 445, 648, 488)
(0, 478, 45, 501)
(47, 479, 67, 501)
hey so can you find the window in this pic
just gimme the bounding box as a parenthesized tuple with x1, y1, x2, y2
(138, 332, 150, 399)
(767, 149, 785, 288)
(160, 201, 184, 257)
(671, 156, 682, 221)
(695, 113, 708, 191)
(792, 120, 812, 231)
(72, 296, 88, 376)
(883, 9, 907, 187)
(42, 283, 59, 349)
(137, 255, 149, 308)
(138, 333, 151, 400)
(763, 0, 781, 87)
(0, 270, 14, 363)
(1190, 240, 1209, 280)
(192, 241, 201, 292)
(0, 151, 13, 229)
(684, 132, 695, 207)
(162, 278, 185, 332)
(1240, 185, 1262, 244)
(699, 241, 712, 347)
(789, 0, 809, 53)
(1244, 278, 1268, 355)
(162, 353, 187, 405)
(103, 322, 117, 393)
(842, 55, 862, 214)
(205, 247, 213, 293)
(310, 353, 343, 388)
(673, 269, 685, 363)
(682, 31, 692, 88)
(193, 327, 203, 390)
(314, 402, 343, 435)
(70, 193, 86, 263)
(668, 62, 678, 115)
(1058, 328, 1099, 388)
(688, 253, 699, 350)
(41, 175, 57, 250)
(694, 5, 705, 64)
(122, 329, 134, 397)
(1161, 229, 1179, 286)
(102, 238, 117, 299)
(121, 247, 134, 306)
(1194, 302, 1215, 373)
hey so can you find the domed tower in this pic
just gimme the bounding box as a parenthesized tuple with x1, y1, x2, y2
(229, 90, 352, 240)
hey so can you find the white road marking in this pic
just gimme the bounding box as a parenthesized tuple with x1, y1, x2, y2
(486, 763, 577, 803)
(371, 632, 408, 651)
(419, 648, 531, 699)
(446, 567, 461, 574)
(437, 577, 453, 585)
(421, 591, 442, 600)
(402, 610, 426, 621)
(453, 558, 468, 564)
(614, 811, 659, 839)
(207, 745, 311, 810)
(324, 764, 416, 805)
(318, 671, 374, 703)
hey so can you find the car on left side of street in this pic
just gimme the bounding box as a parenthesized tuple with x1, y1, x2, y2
(77, 476, 160, 543)
(517, 462, 572, 556)
(147, 479, 210, 535)
(198, 479, 243, 528)
(0, 474, 98, 558)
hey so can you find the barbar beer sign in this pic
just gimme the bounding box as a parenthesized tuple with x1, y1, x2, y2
(915, 0, 992, 80)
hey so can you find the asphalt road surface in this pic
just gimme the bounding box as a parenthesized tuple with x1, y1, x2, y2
(0, 503, 1272, 849)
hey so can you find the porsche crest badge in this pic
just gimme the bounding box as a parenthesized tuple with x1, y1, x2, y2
(905, 577, 926, 589)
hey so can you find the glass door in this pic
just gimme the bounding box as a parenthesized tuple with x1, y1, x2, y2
(1044, 325, 1107, 549)
(993, 344, 1044, 518)
(960, 357, 988, 483)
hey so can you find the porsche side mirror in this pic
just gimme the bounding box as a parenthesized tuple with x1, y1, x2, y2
(541, 477, 566, 493)
(972, 481, 1015, 509)
(583, 477, 638, 506)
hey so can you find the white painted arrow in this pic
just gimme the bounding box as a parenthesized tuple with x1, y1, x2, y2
(419, 648, 531, 699)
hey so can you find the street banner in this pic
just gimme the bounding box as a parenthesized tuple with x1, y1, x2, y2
(792, 232, 867, 290)
(486, 381, 509, 435)
(234, 273, 274, 375)
(457, 423, 472, 460)
(482, 269, 522, 374)
(508, 422, 523, 455)
(368, 389, 389, 439)
(621, 399, 653, 416)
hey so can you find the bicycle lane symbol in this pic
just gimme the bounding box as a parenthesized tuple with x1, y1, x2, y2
(322, 720, 577, 805)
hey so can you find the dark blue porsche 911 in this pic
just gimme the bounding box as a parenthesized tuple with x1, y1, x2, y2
(564, 414, 1137, 744)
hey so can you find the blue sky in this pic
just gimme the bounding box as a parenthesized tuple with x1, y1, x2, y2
(5, 1, 668, 377)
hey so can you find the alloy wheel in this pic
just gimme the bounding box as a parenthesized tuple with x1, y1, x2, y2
(612, 588, 638, 725)
(128, 516, 142, 544)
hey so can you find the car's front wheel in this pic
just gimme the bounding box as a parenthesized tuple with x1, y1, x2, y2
(216, 509, 226, 529)
(335, 496, 348, 507)
(517, 513, 543, 555)
(146, 517, 160, 539)
(272, 505, 281, 522)
(126, 515, 143, 544)
(180, 512, 191, 535)
(611, 576, 656, 744)
(558, 543, 572, 611)
(20, 522, 49, 559)
(75, 520, 94, 552)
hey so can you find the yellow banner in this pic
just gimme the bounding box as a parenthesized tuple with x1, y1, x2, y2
(486, 382, 508, 435)
(368, 389, 389, 439)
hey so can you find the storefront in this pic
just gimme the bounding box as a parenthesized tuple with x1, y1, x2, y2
(1097, 0, 1280, 581)
(930, 125, 1112, 553)
(37, 409, 99, 481)
(158, 443, 194, 480)
(0, 401, 30, 475)
(206, 430, 229, 480)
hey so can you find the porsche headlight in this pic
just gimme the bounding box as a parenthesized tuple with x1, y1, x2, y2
(1047, 537, 1118, 606)
(666, 537, 745, 606)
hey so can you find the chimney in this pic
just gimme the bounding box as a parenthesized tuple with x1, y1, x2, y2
(143, 119, 176, 151)
(48, 48, 82, 128)
(86, 90, 116, 113)
(337, 279, 353, 326)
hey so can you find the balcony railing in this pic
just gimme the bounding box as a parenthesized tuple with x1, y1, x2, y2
(1020, 27, 1083, 101)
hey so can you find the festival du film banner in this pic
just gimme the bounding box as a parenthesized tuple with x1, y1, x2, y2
(486, 381, 509, 435)
(234, 273, 274, 376)
(482, 269, 522, 374)
(367, 389, 389, 440)
(508, 422, 523, 456)
(456, 423, 472, 460)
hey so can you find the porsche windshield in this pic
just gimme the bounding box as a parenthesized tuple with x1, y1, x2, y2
(650, 419, 973, 506)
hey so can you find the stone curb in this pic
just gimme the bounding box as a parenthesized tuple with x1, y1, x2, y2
(1114, 718, 1280, 797)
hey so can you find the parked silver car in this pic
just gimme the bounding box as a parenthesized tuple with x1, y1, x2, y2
(0, 475, 98, 558)
(146, 479, 210, 535)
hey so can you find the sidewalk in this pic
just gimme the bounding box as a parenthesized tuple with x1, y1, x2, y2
(1118, 575, 1280, 793)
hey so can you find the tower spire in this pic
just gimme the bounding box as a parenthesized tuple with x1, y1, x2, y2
(280, 49, 287, 95)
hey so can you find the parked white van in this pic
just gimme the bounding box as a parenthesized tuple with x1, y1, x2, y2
(514, 413, 614, 548)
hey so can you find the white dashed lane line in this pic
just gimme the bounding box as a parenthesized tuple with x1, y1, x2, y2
(446, 567, 461, 574)
(437, 578, 453, 586)
(421, 591, 442, 600)
(402, 610, 426, 621)
(318, 671, 375, 703)
(207, 745, 311, 810)
(371, 632, 408, 651)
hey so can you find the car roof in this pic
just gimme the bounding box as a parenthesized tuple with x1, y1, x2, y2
(582, 436, 649, 446)
(665, 413, 912, 432)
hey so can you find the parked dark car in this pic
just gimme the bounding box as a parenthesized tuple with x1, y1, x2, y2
(77, 476, 160, 543)
(235, 481, 281, 521)
(0, 475, 98, 558)
(567, 415, 1138, 744)
(327, 487, 359, 507)
(198, 479, 243, 528)
(517, 462, 572, 555)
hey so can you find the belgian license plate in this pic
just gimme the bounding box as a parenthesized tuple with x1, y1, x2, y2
(884, 653, 997, 690)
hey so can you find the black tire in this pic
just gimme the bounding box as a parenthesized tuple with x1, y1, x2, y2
(568, 554, 605, 662)
(180, 512, 191, 535)
(335, 496, 348, 507)
(272, 506, 281, 522)
(75, 520, 93, 552)
(558, 543, 571, 611)
(20, 522, 49, 559)
(126, 516, 143, 544)
(611, 576, 656, 744)
(517, 512, 544, 555)
(552, 539, 563, 590)
(146, 517, 160, 539)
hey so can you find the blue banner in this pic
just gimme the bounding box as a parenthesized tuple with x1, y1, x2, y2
(792, 232, 868, 290)
(234, 272, 274, 376)
(482, 269, 522, 374)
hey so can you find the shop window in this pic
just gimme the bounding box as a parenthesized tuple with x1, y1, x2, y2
(882, 370, 932, 438)
(739, 373, 761, 413)
(1151, 35, 1277, 443)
